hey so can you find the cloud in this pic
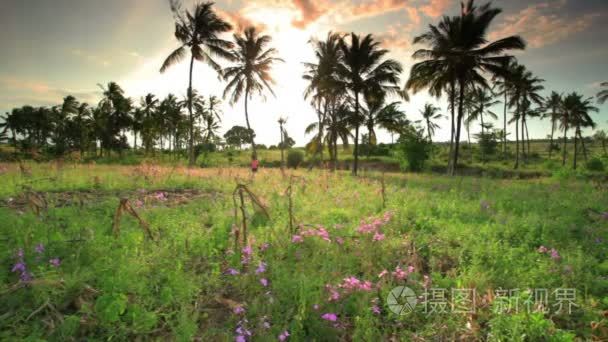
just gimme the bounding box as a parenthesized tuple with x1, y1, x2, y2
(216, 8, 266, 32)
(0, 76, 100, 108)
(70, 49, 111, 67)
(489, 1, 601, 48)
(291, 0, 328, 29)
(349, 0, 410, 19)
(420, 0, 451, 18)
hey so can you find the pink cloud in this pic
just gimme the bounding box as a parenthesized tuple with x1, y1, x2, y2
(489, 1, 600, 48)
(350, 0, 410, 18)
(420, 0, 451, 18)
(216, 8, 266, 32)
(291, 0, 328, 29)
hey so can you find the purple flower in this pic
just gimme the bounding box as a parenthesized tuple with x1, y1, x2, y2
(255, 261, 267, 274)
(321, 313, 337, 322)
(235, 335, 246, 342)
(291, 235, 303, 243)
(278, 330, 290, 341)
(259, 242, 270, 252)
(550, 248, 560, 261)
(242, 245, 252, 257)
(226, 268, 240, 276)
(49, 258, 61, 267)
(262, 321, 271, 329)
(17, 248, 24, 259)
(260, 278, 269, 287)
(11, 262, 26, 273)
(234, 306, 245, 315)
(35, 243, 45, 254)
(20, 272, 32, 282)
(371, 305, 381, 314)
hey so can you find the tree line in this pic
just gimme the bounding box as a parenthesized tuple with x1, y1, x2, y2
(1, 0, 606, 173)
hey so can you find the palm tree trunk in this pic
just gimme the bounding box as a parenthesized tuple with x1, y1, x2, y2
(279, 125, 285, 169)
(451, 80, 465, 176)
(562, 122, 568, 166)
(521, 115, 526, 163)
(187, 55, 195, 167)
(514, 118, 519, 169)
(503, 90, 507, 155)
(525, 120, 531, 157)
(549, 117, 555, 158)
(448, 82, 456, 174)
(579, 130, 588, 161)
(244, 88, 257, 157)
(427, 119, 432, 143)
(353, 92, 360, 176)
(467, 124, 472, 163)
(573, 129, 578, 169)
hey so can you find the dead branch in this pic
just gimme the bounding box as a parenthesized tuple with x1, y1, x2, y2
(112, 198, 155, 241)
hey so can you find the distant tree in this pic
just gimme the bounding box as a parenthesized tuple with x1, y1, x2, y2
(594, 130, 607, 155)
(337, 33, 402, 175)
(161, 0, 233, 166)
(418, 103, 443, 143)
(140, 93, 159, 154)
(222, 27, 283, 157)
(224, 125, 255, 149)
(98, 82, 133, 155)
(543, 91, 563, 157)
(560, 92, 598, 168)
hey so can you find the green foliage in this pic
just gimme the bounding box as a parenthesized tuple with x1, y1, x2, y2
(223, 125, 255, 149)
(397, 126, 431, 171)
(287, 150, 304, 168)
(586, 157, 604, 172)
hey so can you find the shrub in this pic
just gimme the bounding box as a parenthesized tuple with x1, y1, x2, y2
(287, 150, 304, 168)
(586, 157, 605, 172)
(397, 126, 431, 172)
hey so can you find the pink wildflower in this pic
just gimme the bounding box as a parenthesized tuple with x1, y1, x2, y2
(49, 258, 61, 267)
(335, 237, 344, 245)
(371, 305, 381, 314)
(321, 313, 337, 322)
(278, 331, 290, 341)
(372, 231, 385, 241)
(255, 261, 267, 274)
(291, 235, 303, 243)
(537, 246, 548, 253)
(260, 278, 269, 287)
(358, 281, 373, 291)
(226, 268, 240, 276)
(378, 269, 389, 278)
(550, 248, 560, 260)
(407, 265, 415, 273)
(392, 266, 407, 280)
(234, 306, 245, 315)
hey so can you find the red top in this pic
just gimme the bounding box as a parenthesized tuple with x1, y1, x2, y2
(251, 159, 259, 169)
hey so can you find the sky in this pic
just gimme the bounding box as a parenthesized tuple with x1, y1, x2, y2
(1, 0, 607, 146)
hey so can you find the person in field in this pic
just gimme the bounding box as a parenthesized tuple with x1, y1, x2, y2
(251, 153, 259, 173)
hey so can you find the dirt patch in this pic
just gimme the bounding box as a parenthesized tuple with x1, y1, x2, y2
(0, 188, 222, 213)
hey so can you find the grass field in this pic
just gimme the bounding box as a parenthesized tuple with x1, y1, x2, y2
(0, 162, 607, 340)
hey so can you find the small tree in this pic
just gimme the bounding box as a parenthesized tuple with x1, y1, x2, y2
(224, 125, 255, 150)
(397, 125, 431, 172)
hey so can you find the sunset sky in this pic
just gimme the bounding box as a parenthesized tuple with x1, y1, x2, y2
(1, 0, 607, 146)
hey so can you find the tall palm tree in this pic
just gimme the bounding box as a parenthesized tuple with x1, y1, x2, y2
(362, 89, 407, 151)
(74, 103, 92, 157)
(278, 117, 287, 169)
(303, 32, 343, 163)
(543, 91, 562, 158)
(569, 94, 598, 169)
(418, 103, 443, 143)
(493, 59, 518, 155)
(0, 111, 21, 155)
(337, 33, 402, 175)
(140, 94, 159, 154)
(160, 1, 233, 166)
(132, 107, 144, 151)
(222, 26, 283, 157)
(467, 87, 499, 136)
(597, 82, 608, 104)
(408, 0, 525, 175)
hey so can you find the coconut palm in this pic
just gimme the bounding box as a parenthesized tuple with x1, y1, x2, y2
(362, 89, 407, 150)
(222, 26, 283, 157)
(569, 94, 598, 169)
(418, 103, 443, 142)
(0, 111, 21, 155)
(407, 0, 525, 175)
(542, 91, 563, 158)
(467, 87, 499, 136)
(140, 93, 159, 154)
(160, 1, 233, 166)
(594, 130, 607, 156)
(337, 33, 403, 175)
(597, 82, 608, 104)
(278, 117, 287, 169)
(493, 59, 518, 154)
(303, 32, 343, 162)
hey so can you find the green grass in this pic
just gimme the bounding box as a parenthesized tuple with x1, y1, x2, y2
(0, 162, 606, 340)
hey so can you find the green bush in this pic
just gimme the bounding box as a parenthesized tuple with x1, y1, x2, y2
(397, 126, 431, 172)
(586, 157, 605, 171)
(287, 150, 304, 168)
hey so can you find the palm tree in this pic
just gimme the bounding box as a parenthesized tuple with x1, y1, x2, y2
(74, 103, 92, 157)
(493, 59, 518, 155)
(594, 130, 607, 155)
(337, 33, 402, 175)
(303, 32, 343, 163)
(362, 89, 407, 152)
(597, 82, 608, 104)
(570, 95, 598, 169)
(543, 91, 562, 158)
(222, 26, 283, 157)
(0, 111, 21, 155)
(132, 107, 144, 151)
(278, 117, 287, 169)
(408, 0, 525, 175)
(160, 1, 233, 166)
(140, 94, 159, 154)
(467, 87, 499, 136)
(418, 103, 443, 143)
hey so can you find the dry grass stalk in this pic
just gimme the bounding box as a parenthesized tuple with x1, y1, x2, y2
(112, 198, 155, 241)
(232, 183, 270, 249)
